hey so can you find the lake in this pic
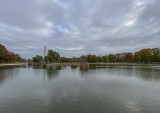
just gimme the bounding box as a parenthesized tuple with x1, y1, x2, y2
(0, 64, 160, 113)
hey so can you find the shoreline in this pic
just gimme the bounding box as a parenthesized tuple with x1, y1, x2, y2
(1, 62, 159, 67)
(0, 63, 27, 67)
(47, 62, 160, 66)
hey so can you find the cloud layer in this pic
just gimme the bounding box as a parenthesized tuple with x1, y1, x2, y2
(0, 0, 160, 58)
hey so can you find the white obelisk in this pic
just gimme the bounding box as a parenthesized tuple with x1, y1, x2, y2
(44, 45, 46, 58)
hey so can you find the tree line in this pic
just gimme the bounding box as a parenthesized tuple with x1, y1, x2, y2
(0, 44, 24, 63)
(32, 48, 160, 64)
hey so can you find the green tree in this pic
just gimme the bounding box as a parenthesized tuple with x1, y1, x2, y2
(134, 49, 152, 63)
(15, 54, 21, 62)
(33, 55, 43, 63)
(89, 55, 97, 63)
(97, 56, 102, 62)
(115, 53, 121, 62)
(44, 56, 49, 63)
(102, 56, 108, 62)
(151, 48, 160, 62)
(108, 54, 116, 63)
(134, 52, 141, 62)
(47, 50, 60, 63)
(72, 57, 77, 62)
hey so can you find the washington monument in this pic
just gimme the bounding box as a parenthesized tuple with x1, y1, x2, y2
(44, 45, 46, 58)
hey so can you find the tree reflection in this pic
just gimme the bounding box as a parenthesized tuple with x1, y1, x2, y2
(46, 66, 61, 80)
(135, 68, 160, 82)
(89, 64, 96, 70)
(0, 66, 19, 85)
(79, 69, 89, 78)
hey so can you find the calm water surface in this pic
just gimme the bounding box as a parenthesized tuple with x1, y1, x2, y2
(0, 65, 160, 113)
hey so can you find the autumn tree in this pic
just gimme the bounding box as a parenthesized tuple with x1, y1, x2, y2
(80, 55, 88, 63)
(8, 52, 16, 62)
(0, 44, 4, 62)
(67, 58, 73, 63)
(60, 57, 68, 63)
(0, 44, 24, 63)
(120, 53, 127, 62)
(123, 53, 133, 62)
(0, 44, 9, 62)
(3, 46, 9, 62)
(87, 55, 91, 62)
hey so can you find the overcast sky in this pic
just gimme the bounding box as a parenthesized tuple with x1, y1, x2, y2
(0, 0, 160, 58)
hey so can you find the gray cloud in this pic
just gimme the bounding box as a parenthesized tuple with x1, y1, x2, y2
(0, 0, 160, 58)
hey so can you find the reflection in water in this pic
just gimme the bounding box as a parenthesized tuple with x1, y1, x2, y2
(71, 66, 77, 69)
(0, 64, 160, 113)
(46, 66, 61, 80)
(89, 64, 96, 70)
(135, 67, 160, 82)
(0, 66, 19, 85)
(79, 69, 89, 78)
(43, 69, 45, 81)
(33, 66, 61, 81)
(91, 64, 118, 69)
(89, 64, 160, 82)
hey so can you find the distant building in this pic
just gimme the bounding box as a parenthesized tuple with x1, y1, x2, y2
(44, 45, 46, 58)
